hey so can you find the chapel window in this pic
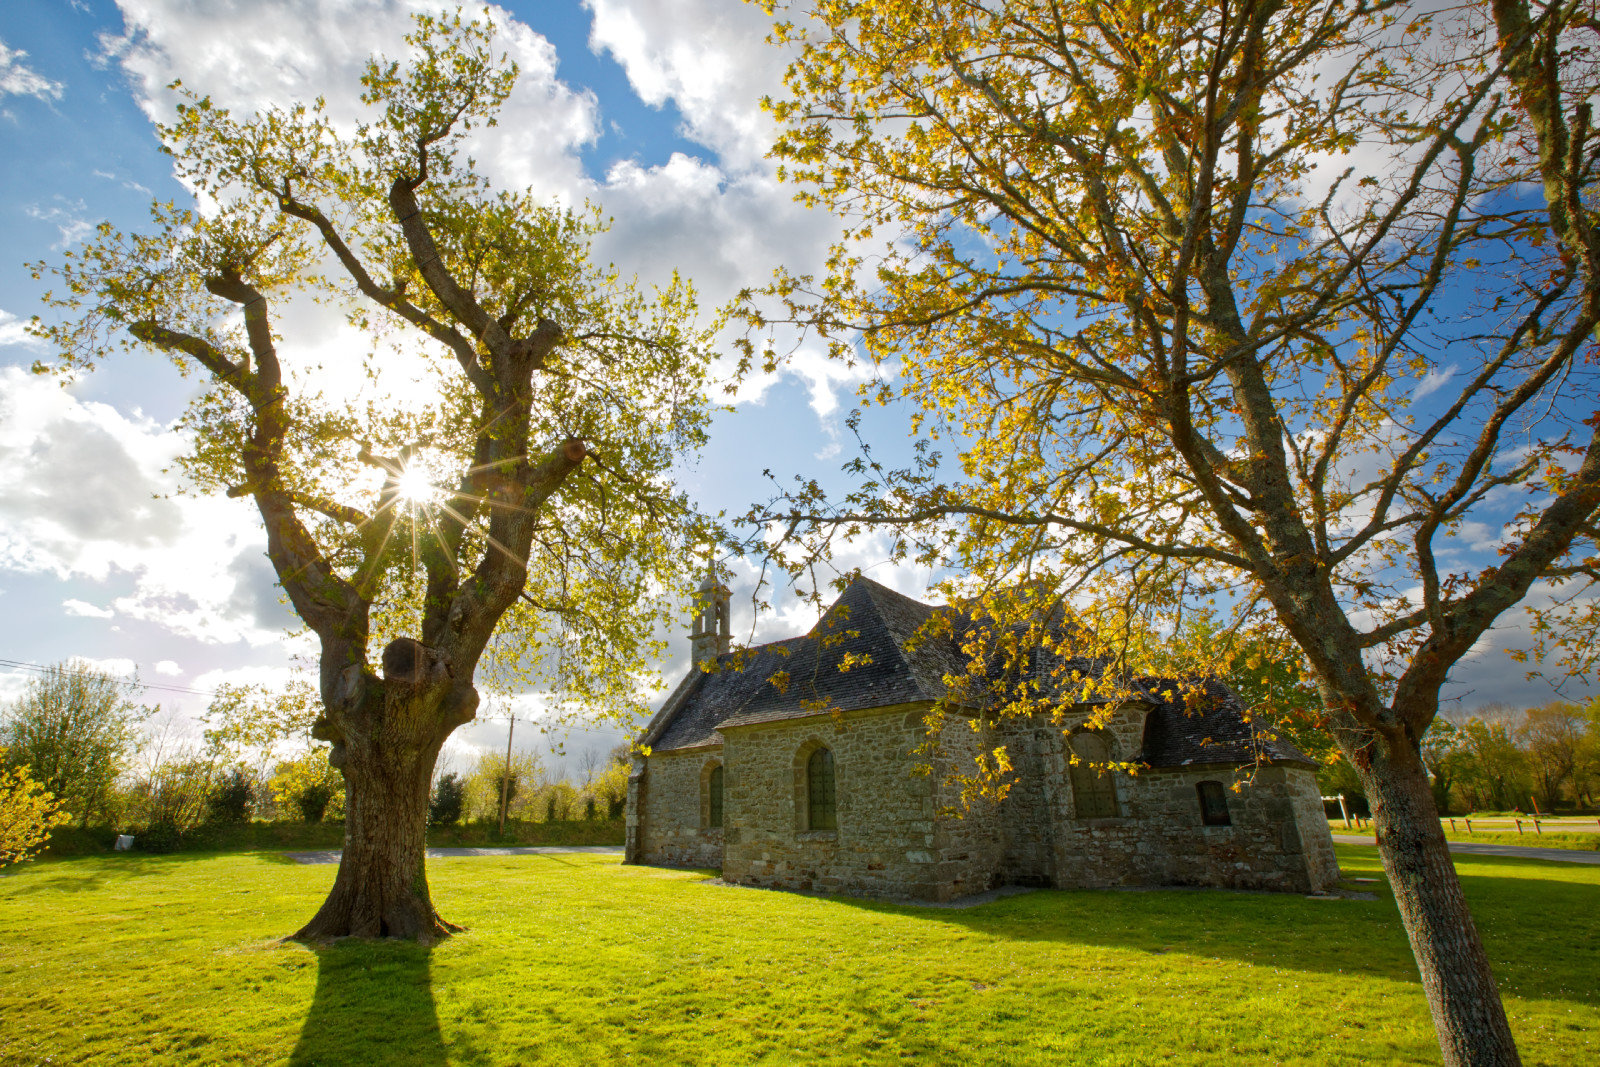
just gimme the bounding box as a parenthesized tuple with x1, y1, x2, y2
(1068, 731, 1119, 818)
(708, 765, 724, 829)
(807, 747, 837, 831)
(1197, 780, 1232, 826)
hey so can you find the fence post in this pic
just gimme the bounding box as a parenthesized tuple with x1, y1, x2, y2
(1515, 817, 1523, 835)
(1465, 817, 1473, 833)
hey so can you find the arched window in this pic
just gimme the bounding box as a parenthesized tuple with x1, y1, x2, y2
(708, 765, 724, 829)
(807, 747, 837, 831)
(1197, 780, 1231, 826)
(1068, 731, 1119, 818)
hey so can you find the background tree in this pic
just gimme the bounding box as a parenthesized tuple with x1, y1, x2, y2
(1420, 718, 1468, 816)
(1518, 702, 1585, 810)
(463, 749, 543, 821)
(34, 14, 715, 940)
(1459, 723, 1529, 812)
(0, 661, 145, 828)
(748, 1, 1600, 1061)
(428, 771, 465, 827)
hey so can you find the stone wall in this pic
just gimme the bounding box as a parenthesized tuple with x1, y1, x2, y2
(720, 702, 958, 900)
(1285, 765, 1341, 889)
(629, 697, 1338, 899)
(927, 709, 1007, 899)
(1047, 760, 1339, 892)
(1000, 705, 1339, 893)
(631, 747, 724, 869)
(993, 718, 1060, 884)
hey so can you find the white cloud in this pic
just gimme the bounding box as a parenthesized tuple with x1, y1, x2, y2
(586, 0, 784, 168)
(154, 659, 183, 675)
(0, 367, 288, 647)
(91, 168, 153, 195)
(108, 0, 599, 201)
(78, 656, 138, 677)
(26, 199, 94, 249)
(0, 308, 41, 350)
(0, 39, 63, 100)
(63, 598, 115, 618)
(1415, 364, 1457, 400)
(191, 663, 304, 692)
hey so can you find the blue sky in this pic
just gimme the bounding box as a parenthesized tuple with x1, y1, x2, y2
(0, 1, 1587, 778)
(0, 0, 913, 774)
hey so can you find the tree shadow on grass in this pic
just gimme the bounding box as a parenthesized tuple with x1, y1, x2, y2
(0, 852, 223, 894)
(288, 940, 450, 1067)
(806, 849, 1600, 1008)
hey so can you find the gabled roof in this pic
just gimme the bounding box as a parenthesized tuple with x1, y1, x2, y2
(645, 576, 1313, 769)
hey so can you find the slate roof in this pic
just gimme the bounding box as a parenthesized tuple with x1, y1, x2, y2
(644, 576, 1313, 769)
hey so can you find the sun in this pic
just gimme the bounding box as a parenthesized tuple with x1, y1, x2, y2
(394, 464, 438, 504)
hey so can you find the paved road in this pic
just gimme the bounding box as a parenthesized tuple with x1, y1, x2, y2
(1331, 834, 1600, 865)
(284, 845, 624, 865)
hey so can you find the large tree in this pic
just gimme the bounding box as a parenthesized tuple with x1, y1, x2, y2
(35, 15, 715, 941)
(746, 1, 1600, 1062)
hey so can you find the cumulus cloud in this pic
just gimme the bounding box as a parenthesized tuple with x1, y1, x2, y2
(107, 0, 599, 200)
(63, 598, 115, 618)
(0, 308, 41, 350)
(586, 0, 785, 168)
(0, 39, 63, 100)
(0, 367, 289, 646)
(154, 659, 183, 675)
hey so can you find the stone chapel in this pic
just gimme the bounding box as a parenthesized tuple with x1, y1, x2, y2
(625, 572, 1338, 902)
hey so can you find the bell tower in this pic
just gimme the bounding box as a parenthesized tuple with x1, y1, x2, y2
(690, 560, 731, 667)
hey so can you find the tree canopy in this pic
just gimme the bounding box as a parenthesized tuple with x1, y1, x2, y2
(33, 12, 719, 940)
(746, 1, 1600, 1062)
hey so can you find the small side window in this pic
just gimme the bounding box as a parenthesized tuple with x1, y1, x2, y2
(807, 747, 837, 831)
(1197, 780, 1231, 826)
(709, 765, 724, 829)
(1068, 731, 1119, 818)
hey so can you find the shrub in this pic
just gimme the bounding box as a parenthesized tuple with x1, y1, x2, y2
(131, 758, 221, 836)
(205, 767, 254, 825)
(0, 757, 71, 866)
(138, 820, 186, 853)
(269, 749, 344, 824)
(295, 784, 335, 823)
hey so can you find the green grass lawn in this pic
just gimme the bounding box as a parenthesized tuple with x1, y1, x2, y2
(1328, 822, 1600, 852)
(1, 845, 1594, 1065)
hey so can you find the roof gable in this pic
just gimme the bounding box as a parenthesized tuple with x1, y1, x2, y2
(644, 577, 1314, 769)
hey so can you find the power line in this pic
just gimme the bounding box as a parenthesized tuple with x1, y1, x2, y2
(0, 657, 218, 699)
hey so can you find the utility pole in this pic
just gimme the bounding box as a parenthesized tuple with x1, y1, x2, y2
(498, 714, 516, 837)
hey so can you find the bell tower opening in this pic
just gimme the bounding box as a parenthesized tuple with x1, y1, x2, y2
(690, 560, 731, 667)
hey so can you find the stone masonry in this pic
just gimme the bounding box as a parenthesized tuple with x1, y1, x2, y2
(626, 575, 1339, 901)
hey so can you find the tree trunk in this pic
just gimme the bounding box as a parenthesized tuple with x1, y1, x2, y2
(294, 662, 464, 943)
(1363, 745, 1522, 1066)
